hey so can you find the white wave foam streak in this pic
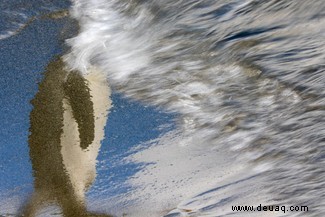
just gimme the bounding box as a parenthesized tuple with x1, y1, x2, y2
(0, 194, 24, 215)
(64, 1, 268, 131)
(65, 0, 154, 79)
(0, 29, 19, 40)
(88, 130, 275, 217)
(65, 0, 325, 215)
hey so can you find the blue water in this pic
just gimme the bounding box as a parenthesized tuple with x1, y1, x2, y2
(0, 0, 177, 206)
(0, 0, 70, 38)
(0, 17, 71, 194)
(91, 93, 176, 197)
(1, 0, 325, 216)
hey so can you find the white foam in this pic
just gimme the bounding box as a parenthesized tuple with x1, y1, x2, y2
(65, 0, 154, 79)
(0, 31, 16, 40)
(64, 0, 324, 216)
(86, 129, 278, 217)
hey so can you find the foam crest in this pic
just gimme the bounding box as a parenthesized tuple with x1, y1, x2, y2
(66, 0, 325, 215)
(65, 0, 154, 79)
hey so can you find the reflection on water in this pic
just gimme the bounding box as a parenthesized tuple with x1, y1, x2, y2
(22, 58, 112, 217)
(1, 0, 325, 216)
(64, 0, 325, 216)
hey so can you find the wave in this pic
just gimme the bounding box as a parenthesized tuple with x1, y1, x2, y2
(65, 0, 325, 216)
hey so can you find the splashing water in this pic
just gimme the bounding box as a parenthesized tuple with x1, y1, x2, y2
(1, 0, 323, 216)
(63, 0, 325, 216)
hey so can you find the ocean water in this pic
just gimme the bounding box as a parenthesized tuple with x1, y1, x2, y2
(1, 0, 325, 216)
(0, 0, 70, 39)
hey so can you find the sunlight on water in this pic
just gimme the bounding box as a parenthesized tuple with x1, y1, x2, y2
(0, 0, 324, 216)
(64, 0, 325, 216)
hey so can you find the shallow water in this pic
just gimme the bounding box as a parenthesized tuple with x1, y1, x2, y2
(1, 0, 325, 216)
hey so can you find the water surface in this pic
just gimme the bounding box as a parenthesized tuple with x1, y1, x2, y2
(1, 0, 325, 216)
